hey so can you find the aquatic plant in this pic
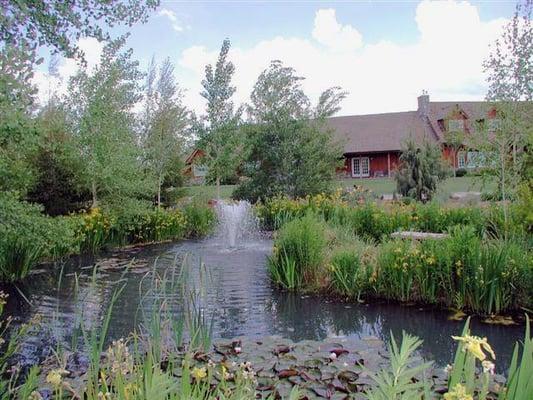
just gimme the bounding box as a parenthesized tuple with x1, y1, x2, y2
(362, 332, 433, 400)
(329, 246, 368, 299)
(268, 213, 326, 289)
(0, 200, 216, 282)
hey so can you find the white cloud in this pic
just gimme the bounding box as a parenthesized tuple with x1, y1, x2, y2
(179, 1, 507, 116)
(312, 9, 363, 52)
(158, 8, 189, 33)
(33, 37, 104, 105)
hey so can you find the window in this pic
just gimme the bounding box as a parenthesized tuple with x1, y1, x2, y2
(448, 119, 464, 132)
(352, 157, 370, 177)
(457, 151, 466, 168)
(193, 165, 208, 177)
(352, 157, 360, 176)
(467, 151, 486, 169)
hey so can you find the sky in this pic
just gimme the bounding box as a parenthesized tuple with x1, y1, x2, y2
(34, 0, 518, 117)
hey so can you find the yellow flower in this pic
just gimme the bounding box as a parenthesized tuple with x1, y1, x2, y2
(444, 384, 473, 400)
(451, 334, 495, 361)
(46, 370, 63, 387)
(191, 366, 207, 380)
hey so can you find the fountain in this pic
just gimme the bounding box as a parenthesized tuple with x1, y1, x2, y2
(214, 200, 257, 248)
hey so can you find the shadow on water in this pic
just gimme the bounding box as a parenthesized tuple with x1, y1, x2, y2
(2, 234, 525, 373)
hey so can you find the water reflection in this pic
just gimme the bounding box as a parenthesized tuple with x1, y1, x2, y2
(3, 238, 524, 373)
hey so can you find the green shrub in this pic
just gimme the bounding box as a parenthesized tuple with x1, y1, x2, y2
(269, 214, 326, 289)
(375, 240, 417, 302)
(183, 203, 217, 238)
(0, 192, 78, 282)
(329, 246, 367, 299)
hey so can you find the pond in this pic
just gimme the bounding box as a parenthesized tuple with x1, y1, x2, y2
(4, 232, 524, 374)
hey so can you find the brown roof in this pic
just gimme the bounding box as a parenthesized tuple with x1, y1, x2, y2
(327, 111, 437, 154)
(327, 100, 499, 154)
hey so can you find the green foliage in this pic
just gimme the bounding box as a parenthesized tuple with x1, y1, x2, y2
(142, 57, 189, 207)
(266, 197, 532, 314)
(2, 0, 159, 60)
(0, 45, 40, 196)
(0, 192, 79, 282)
(363, 332, 432, 400)
(395, 140, 448, 202)
(0, 196, 216, 282)
(501, 315, 533, 400)
(197, 39, 243, 198)
(257, 194, 494, 240)
(67, 39, 151, 207)
(183, 203, 217, 238)
(27, 99, 88, 215)
(329, 246, 368, 299)
(268, 214, 326, 289)
(234, 60, 344, 202)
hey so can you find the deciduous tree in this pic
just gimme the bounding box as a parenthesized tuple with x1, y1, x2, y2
(143, 57, 189, 207)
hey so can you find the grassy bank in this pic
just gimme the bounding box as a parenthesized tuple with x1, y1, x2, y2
(0, 193, 217, 282)
(184, 176, 493, 202)
(264, 194, 532, 316)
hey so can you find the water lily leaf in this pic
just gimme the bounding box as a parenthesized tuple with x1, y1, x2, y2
(278, 368, 299, 379)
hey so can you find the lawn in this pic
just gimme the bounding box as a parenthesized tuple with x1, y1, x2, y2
(334, 176, 494, 201)
(183, 176, 494, 202)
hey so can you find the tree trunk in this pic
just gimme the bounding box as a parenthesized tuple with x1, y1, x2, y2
(157, 183, 161, 209)
(91, 180, 98, 209)
(216, 175, 221, 200)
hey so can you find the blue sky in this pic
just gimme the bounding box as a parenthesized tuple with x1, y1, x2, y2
(35, 1, 518, 116)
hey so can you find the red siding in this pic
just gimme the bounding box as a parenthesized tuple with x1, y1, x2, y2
(340, 152, 400, 178)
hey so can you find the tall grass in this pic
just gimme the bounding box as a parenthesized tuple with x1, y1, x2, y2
(0, 202, 217, 282)
(269, 214, 531, 315)
(268, 214, 326, 290)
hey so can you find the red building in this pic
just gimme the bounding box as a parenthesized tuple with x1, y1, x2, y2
(328, 93, 499, 178)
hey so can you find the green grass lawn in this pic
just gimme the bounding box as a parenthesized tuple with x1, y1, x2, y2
(335, 176, 494, 201)
(184, 176, 494, 202)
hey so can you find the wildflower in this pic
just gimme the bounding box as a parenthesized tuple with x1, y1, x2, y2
(191, 366, 207, 380)
(444, 364, 453, 374)
(46, 370, 64, 387)
(329, 352, 337, 360)
(234, 346, 242, 354)
(443, 383, 473, 400)
(207, 359, 215, 368)
(451, 334, 495, 362)
(482, 360, 495, 375)
(28, 391, 43, 400)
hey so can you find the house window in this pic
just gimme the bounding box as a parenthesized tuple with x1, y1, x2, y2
(448, 119, 464, 132)
(352, 157, 370, 177)
(467, 151, 487, 169)
(458, 151, 466, 168)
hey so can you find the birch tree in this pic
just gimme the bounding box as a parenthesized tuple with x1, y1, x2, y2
(476, 0, 533, 230)
(198, 39, 242, 199)
(68, 39, 147, 208)
(143, 57, 189, 207)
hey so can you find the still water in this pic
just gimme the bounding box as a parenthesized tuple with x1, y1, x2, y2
(4, 237, 524, 373)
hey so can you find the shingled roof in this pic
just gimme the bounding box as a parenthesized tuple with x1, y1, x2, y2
(327, 111, 437, 154)
(327, 97, 496, 154)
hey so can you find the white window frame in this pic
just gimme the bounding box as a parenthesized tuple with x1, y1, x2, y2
(352, 157, 370, 178)
(457, 151, 466, 168)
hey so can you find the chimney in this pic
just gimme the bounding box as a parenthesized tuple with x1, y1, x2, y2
(417, 90, 430, 117)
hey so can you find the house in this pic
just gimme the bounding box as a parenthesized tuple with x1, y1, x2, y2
(183, 148, 208, 184)
(329, 93, 499, 178)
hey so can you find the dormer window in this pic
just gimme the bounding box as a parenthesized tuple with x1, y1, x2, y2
(448, 119, 464, 132)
